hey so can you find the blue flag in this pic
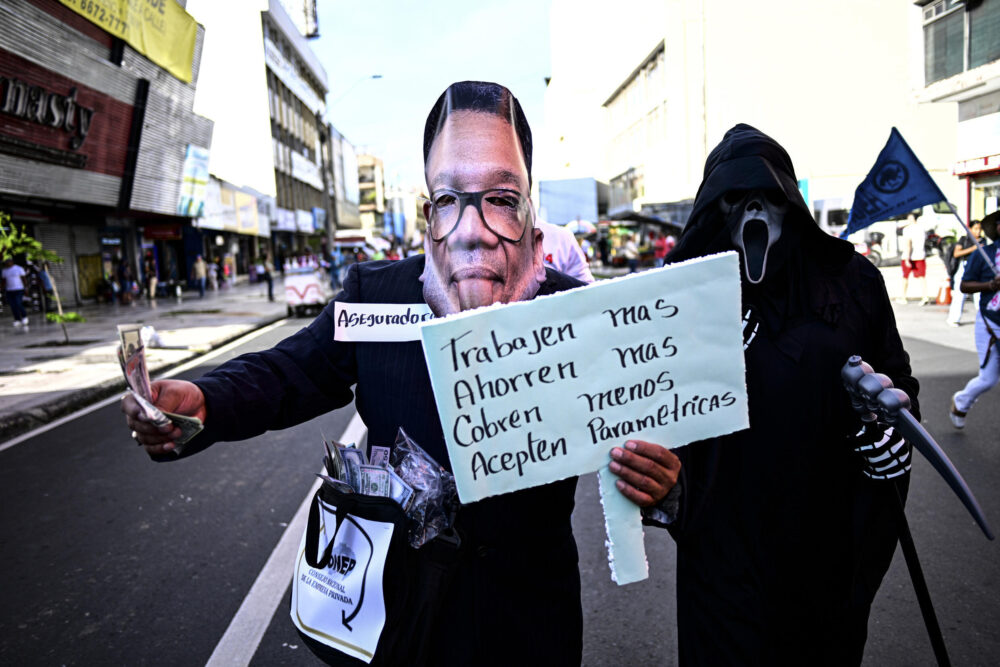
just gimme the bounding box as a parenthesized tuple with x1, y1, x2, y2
(841, 127, 946, 239)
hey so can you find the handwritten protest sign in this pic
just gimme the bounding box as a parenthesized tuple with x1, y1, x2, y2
(420, 252, 748, 584)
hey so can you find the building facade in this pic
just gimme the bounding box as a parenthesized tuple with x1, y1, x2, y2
(384, 186, 426, 247)
(262, 0, 330, 262)
(542, 0, 961, 229)
(357, 154, 385, 233)
(0, 0, 213, 303)
(327, 124, 361, 232)
(916, 0, 1000, 222)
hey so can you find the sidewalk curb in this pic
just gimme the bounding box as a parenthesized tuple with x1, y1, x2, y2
(0, 313, 286, 445)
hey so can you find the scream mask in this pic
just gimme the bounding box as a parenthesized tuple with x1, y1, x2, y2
(721, 188, 789, 284)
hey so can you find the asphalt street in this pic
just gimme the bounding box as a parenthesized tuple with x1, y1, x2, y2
(0, 321, 997, 666)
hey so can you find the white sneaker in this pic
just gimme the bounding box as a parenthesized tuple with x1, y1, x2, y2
(21, 317, 28, 325)
(950, 393, 966, 429)
(12, 320, 21, 328)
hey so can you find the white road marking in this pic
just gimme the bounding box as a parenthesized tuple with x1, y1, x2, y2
(0, 319, 287, 453)
(205, 411, 368, 667)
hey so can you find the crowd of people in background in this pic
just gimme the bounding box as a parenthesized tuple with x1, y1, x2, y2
(8, 213, 990, 327)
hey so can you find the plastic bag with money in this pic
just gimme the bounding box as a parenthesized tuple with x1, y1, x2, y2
(389, 427, 458, 548)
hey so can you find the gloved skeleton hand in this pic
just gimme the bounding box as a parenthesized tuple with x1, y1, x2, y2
(850, 423, 911, 480)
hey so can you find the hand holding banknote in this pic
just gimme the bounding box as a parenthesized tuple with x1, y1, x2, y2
(122, 379, 207, 456)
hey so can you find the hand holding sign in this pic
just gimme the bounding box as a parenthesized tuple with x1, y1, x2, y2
(420, 252, 748, 584)
(609, 440, 681, 507)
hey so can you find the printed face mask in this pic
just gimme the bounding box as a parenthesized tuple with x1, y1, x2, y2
(420, 109, 544, 315)
(720, 188, 788, 284)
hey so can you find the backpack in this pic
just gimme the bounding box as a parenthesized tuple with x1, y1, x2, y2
(944, 242, 960, 277)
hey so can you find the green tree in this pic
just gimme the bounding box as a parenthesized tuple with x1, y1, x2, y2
(0, 211, 84, 343)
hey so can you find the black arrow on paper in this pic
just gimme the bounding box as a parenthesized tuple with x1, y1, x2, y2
(341, 516, 375, 631)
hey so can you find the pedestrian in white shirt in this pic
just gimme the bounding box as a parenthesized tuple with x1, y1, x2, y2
(2, 257, 29, 327)
(898, 213, 929, 305)
(536, 219, 594, 283)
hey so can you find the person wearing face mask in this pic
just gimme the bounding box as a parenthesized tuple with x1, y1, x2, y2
(121, 81, 680, 666)
(661, 124, 919, 665)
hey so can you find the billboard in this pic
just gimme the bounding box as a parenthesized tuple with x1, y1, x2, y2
(177, 145, 210, 217)
(58, 0, 197, 82)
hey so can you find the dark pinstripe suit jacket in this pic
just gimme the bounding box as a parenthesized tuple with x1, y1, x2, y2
(193, 255, 586, 664)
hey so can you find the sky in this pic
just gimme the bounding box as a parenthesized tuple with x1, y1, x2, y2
(310, 0, 552, 190)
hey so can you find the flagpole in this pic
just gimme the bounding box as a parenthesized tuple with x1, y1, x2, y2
(946, 204, 1000, 278)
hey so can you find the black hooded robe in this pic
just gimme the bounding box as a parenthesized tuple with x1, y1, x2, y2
(664, 125, 919, 666)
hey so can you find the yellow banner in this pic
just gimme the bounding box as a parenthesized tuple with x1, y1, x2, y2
(59, 0, 197, 83)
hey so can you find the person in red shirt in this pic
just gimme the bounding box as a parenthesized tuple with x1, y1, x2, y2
(653, 232, 669, 267)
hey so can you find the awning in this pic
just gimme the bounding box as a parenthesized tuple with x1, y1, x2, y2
(606, 210, 684, 235)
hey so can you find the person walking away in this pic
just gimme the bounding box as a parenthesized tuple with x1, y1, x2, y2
(214, 256, 226, 289)
(262, 253, 275, 302)
(36, 260, 54, 313)
(143, 252, 158, 300)
(207, 259, 218, 292)
(2, 257, 28, 328)
(192, 254, 207, 298)
(118, 258, 135, 305)
(898, 213, 929, 305)
(624, 234, 640, 273)
(950, 214, 1000, 428)
(580, 237, 593, 265)
(330, 247, 342, 290)
(653, 232, 669, 268)
(947, 220, 983, 326)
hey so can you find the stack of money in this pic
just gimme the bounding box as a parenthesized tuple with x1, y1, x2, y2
(318, 439, 414, 511)
(117, 324, 204, 453)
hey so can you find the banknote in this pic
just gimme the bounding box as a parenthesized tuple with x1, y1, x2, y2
(369, 446, 391, 467)
(316, 473, 355, 495)
(358, 464, 391, 497)
(117, 343, 153, 405)
(323, 439, 345, 481)
(130, 390, 170, 428)
(340, 447, 366, 491)
(388, 469, 414, 510)
(117, 323, 143, 360)
(162, 410, 204, 446)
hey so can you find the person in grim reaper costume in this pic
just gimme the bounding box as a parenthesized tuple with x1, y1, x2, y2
(662, 124, 919, 665)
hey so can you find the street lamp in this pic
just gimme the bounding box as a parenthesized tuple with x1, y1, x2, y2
(331, 74, 383, 106)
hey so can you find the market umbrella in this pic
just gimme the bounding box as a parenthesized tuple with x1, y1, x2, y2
(564, 219, 597, 236)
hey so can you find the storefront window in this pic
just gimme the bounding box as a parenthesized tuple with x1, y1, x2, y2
(971, 177, 1000, 221)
